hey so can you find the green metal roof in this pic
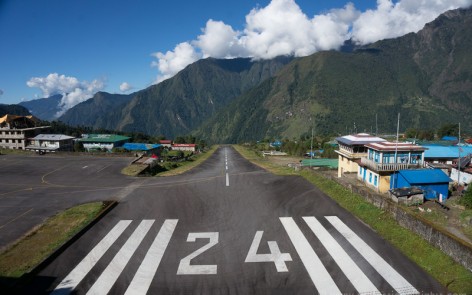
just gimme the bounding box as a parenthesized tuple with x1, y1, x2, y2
(78, 134, 130, 143)
(301, 158, 338, 168)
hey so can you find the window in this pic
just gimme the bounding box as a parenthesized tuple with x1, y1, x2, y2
(374, 175, 378, 186)
(369, 172, 372, 183)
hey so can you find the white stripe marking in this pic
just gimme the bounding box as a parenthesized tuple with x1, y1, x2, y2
(125, 219, 178, 295)
(303, 217, 380, 294)
(52, 220, 132, 295)
(87, 220, 154, 295)
(326, 216, 419, 295)
(280, 217, 341, 295)
(226, 173, 229, 186)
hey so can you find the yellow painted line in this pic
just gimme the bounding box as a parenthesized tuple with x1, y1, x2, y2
(0, 187, 33, 199)
(41, 166, 67, 186)
(0, 208, 33, 230)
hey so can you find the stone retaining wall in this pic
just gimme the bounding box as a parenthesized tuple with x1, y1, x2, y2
(321, 171, 472, 272)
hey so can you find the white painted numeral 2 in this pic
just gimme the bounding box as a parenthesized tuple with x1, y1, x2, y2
(245, 231, 292, 272)
(177, 232, 218, 275)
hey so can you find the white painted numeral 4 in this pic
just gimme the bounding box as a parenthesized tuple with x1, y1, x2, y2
(245, 231, 292, 272)
(177, 232, 218, 275)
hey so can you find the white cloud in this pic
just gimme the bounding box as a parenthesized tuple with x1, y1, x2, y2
(151, 42, 200, 84)
(151, 0, 472, 81)
(26, 73, 105, 117)
(119, 82, 133, 92)
(352, 0, 472, 44)
(195, 19, 247, 58)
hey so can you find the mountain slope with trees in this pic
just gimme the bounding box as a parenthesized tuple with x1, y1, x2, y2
(194, 7, 472, 143)
(59, 56, 293, 137)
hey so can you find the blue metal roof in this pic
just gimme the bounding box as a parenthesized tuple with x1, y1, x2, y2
(123, 143, 161, 151)
(422, 145, 472, 158)
(441, 136, 458, 141)
(398, 169, 451, 184)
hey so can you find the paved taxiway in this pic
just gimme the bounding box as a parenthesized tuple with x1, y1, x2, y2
(4, 147, 446, 294)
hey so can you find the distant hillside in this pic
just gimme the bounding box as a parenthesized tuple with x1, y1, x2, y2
(60, 56, 293, 137)
(194, 7, 472, 143)
(59, 92, 133, 127)
(19, 94, 62, 121)
(0, 104, 31, 117)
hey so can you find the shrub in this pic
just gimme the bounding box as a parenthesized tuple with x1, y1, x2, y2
(460, 187, 472, 209)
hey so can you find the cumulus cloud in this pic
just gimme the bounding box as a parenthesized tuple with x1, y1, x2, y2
(119, 82, 133, 92)
(151, 0, 472, 82)
(151, 42, 200, 84)
(27, 73, 105, 117)
(352, 0, 472, 44)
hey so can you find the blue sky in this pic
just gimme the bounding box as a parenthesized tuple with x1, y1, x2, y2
(0, 0, 470, 112)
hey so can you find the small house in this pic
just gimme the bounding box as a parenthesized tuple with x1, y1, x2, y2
(78, 134, 130, 152)
(172, 143, 196, 152)
(335, 133, 386, 178)
(391, 169, 451, 201)
(26, 134, 75, 153)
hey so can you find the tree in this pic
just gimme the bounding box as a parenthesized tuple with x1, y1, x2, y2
(437, 123, 459, 139)
(460, 187, 472, 209)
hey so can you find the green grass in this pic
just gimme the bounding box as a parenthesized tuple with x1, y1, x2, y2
(0, 202, 104, 278)
(157, 145, 219, 176)
(235, 144, 472, 293)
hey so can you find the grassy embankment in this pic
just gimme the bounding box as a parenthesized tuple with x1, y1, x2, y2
(0, 202, 104, 279)
(234, 145, 472, 294)
(122, 145, 219, 177)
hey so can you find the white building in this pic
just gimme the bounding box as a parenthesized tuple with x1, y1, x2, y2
(0, 115, 48, 150)
(26, 134, 75, 153)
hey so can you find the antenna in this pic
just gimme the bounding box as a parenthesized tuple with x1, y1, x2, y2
(392, 113, 400, 189)
(458, 122, 461, 186)
(375, 113, 378, 135)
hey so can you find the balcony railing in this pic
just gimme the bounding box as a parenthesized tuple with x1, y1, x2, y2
(361, 157, 422, 172)
(0, 134, 25, 139)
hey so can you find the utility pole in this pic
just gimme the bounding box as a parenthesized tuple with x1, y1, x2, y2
(458, 122, 461, 186)
(310, 127, 314, 167)
(392, 113, 400, 189)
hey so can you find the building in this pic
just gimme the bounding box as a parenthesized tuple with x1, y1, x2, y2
(159, 140, 172, 148)
(391, 169, 451, 201)
(358, 141, 426, 193)
(122, 143, 162, 156)
(26, 134, 75, 153)
(335, 133, 386, 178)
(421, 145, 472, 165)
(172, 143, 196, 152)
(78, 134, 130, 151)
(0, 114, 49, 150)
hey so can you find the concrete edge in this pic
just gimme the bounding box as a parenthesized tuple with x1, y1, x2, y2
(18, 200, 118, 283)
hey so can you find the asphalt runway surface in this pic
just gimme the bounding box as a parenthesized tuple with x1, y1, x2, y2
(4, 147, 446, 294)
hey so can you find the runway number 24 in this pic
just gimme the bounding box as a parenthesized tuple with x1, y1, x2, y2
(176, 231, 292, 275)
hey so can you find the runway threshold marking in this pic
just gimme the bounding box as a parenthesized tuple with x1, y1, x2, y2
(125, 219, 178, 295)
(280, 217, 341, 295)
(87, 220, 154, 295)
(326, 216, 419, 295)
(51, 220, 132, 295)
(303, 217, 380, 294)
(52, 217, 419, 294)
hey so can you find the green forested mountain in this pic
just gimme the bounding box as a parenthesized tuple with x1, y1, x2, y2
(59, 57, 293, 137)
(59, 92, 133, 127)
(42, 8, 472, 143)
(19, 94, 62, 121)
(194, 7, 472, 143)
(0, 104, 31, 117)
